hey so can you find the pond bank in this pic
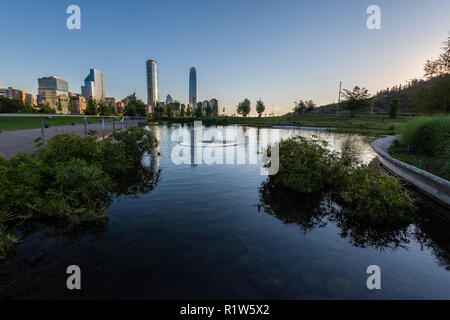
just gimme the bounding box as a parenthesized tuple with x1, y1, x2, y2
(371, 135, 450, 212)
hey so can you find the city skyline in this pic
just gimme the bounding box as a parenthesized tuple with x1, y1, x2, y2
(0, 0, 449, 115)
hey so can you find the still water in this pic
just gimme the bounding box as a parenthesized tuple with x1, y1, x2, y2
(1, 124, 449, 299)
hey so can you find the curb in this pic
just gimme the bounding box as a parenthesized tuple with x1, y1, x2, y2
(371, 135, 450, 208)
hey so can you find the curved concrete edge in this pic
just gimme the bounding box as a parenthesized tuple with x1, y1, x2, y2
(371, 135, 450, 208)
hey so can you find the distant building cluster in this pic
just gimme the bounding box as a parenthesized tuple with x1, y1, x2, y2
(0, 86, 35, 106)
(1, 60, 219, 116)
(147, 61, 219, 117)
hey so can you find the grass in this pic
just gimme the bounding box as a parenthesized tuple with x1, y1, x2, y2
(0, 116, 103, 131)
(388, 141, 450, 181)
(161, 114, 408, 135)
(390, 115, 450, 180)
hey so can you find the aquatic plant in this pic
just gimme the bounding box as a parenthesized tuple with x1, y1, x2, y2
(0, 127, 159, 257)
(262, 136, 416, 228)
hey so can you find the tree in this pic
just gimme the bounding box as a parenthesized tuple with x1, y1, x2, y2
(388, 98, 399, 118)
(69, 98, 77, 114)
(415, 34, 450, 114)
(205, 104, 212, 116)
(97, 102, 108, 115)
(125, 100, 146, 116)
(237, 98, 251, 117)
(85, 97, 97, 115)
(305, 100, 316, 112)
(293, 100, 306, 113)
(0, 96, 27, 113)
(180, 104, 186, 117)
(424, 34, 450, 79)
(165, 105, 173, 118)
(56, 97, 63, 113)
(341, 86, 370, 117)
(194, 105, 203, 118)
(186, 106, 192, 118)
(256, 99, 265, 117)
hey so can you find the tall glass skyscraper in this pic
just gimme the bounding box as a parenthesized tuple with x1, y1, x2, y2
(146, 60, 158, 107)
(189, 67, 197, 110)
(81, 69, 104, 101)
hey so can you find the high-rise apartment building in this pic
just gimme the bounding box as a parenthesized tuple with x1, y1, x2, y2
(189, 67, 197, 110)
(81, 68, 105, 102)
(146, 60, 158, 107)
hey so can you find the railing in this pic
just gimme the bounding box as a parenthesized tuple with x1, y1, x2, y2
(0, 113, 147, 145)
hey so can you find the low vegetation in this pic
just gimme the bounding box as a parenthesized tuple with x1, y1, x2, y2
(389, 115, 450, 180)
(0, 127, 158, 258)
(262, 136, 416, 227)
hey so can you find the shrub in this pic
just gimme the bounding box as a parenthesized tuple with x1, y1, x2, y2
(263, 137, 416, 226)
(340, 165, 416, 226)
(265, 137, 347, 193)
(399, 115, 450, 156)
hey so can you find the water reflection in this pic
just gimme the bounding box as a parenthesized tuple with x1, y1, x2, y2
(258, 176, 414, 250)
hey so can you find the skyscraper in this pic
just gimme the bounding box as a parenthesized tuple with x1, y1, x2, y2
(81, 68, 105, 101)
(189, 67, 197, 110)
(146, 60, 158, 107)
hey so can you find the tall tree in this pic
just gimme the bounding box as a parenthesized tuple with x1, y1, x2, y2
(388, 98, 399, 118)
(256, 99, 265, 117)
(85, 97, 97, 115)
(237, 98, 251, 117)
(341, 86, 370, 117)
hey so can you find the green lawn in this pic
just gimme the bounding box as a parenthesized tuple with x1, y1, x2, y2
(388, 142, 449, 180)
(0, 116, 103, 131)
(164, 114, 410, 135)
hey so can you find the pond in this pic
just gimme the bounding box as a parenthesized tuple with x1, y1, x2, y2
(1, 124, 449, 299)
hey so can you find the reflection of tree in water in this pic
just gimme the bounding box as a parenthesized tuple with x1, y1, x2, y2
(258, 177, 413, 250)
(258, 179, 330, 232)
(411, 195, 450, 271)
(111, 161, 161, 198)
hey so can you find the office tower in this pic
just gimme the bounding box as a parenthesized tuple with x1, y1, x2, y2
(146, 60, 158, 107)
(189, 67, 197, 110)
(166, 94, 173, 105)
(81, 68, 105, 101)
(37, 76, 69, 113)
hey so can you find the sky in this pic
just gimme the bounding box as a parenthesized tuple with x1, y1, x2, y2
(0, 0, 449, 115)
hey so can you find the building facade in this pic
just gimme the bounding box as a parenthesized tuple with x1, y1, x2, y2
(0, 87, 12, 99)
(81, 68, 105, 102)
(189, 67, 197, 110)
(146, 60, 158, 107)
(105, 97, 116, 108)
(37, 76, 69, 113)
(69, 93, 86, 114)
(210, 98, 219, 116)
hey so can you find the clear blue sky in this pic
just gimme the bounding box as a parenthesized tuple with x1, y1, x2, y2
(1, 0, 449, 114)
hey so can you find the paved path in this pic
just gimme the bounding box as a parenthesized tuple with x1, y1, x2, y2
(0, 120, 134, 159)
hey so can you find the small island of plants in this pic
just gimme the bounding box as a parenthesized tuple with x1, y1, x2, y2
(0, 127, 158, 258)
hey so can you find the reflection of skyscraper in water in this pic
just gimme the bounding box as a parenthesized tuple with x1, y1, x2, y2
(150, 126, 161, 171)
